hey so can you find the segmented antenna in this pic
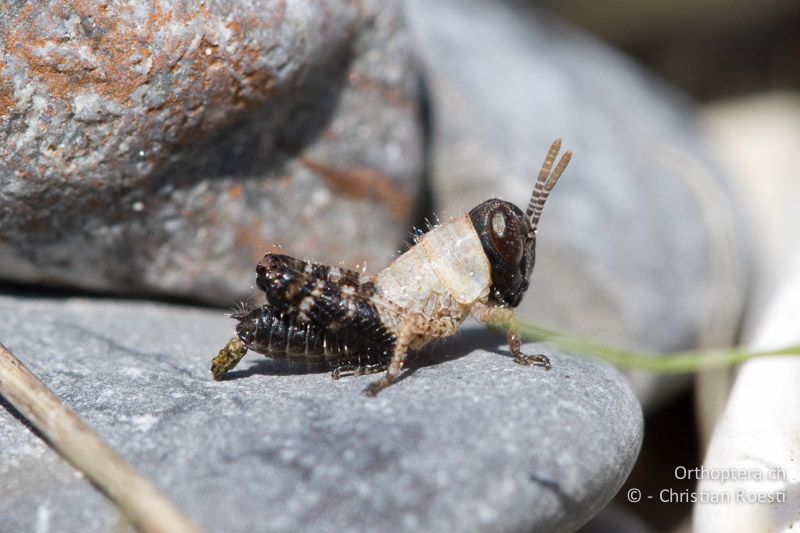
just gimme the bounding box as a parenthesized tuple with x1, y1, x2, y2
(526, 138, 572, 231)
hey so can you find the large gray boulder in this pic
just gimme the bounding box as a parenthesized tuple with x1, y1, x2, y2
(0, 294, 642, 532)
(0, 0, 424, 303)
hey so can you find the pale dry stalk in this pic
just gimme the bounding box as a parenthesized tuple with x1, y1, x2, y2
(0, 343, 200, 533)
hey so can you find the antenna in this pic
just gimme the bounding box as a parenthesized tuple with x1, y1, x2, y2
(526, 138, 572, 231)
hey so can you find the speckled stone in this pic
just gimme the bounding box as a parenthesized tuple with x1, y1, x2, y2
(0, 293, 642, 532)
(406, 0, 749, 407)
(0, 0, 424, 303)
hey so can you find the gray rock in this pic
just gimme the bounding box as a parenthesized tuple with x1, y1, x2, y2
(406, 0, 749, 407)
(0, 293, 642, 532)
(0, 0, 423, 303)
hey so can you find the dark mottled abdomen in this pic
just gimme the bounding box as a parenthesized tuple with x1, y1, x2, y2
(234, 305, 392, 364)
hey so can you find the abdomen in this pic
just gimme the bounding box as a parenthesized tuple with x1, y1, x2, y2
(239, 253, 397, 364)
(235, 305, 393, 364)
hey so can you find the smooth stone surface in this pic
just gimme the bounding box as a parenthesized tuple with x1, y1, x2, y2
(694, 252, 800, 532)
(0, 0, 423, 303)
(695, 100, 800, 530)
(406, 0, 748, 407)
(701, 93, 800, 335)
(0, 293, 642, 532)
(695, 94, 800, 445)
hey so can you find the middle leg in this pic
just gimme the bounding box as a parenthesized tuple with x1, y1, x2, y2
(362, 324, 415, 397)
(363, 314, 459, 396)
(331, 361, 387, 380)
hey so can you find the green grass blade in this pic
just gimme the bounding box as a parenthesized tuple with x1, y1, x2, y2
(516, 321, 800, 374)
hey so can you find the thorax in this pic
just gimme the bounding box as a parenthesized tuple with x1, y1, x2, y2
(373, 215, 491, 320)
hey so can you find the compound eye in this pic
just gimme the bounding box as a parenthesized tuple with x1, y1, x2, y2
(488, 207, 524, 264)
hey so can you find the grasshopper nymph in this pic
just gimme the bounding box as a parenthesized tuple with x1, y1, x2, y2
(212, 139, 572, 396)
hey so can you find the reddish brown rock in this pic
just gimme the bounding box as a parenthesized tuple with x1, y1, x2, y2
(0, 0, 424, 303)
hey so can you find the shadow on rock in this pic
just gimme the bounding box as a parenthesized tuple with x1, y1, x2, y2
(224, 326, 508, 379)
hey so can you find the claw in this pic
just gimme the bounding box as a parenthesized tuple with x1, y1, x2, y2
(514, 353, 551, 370)
(363, 376, 394, 397)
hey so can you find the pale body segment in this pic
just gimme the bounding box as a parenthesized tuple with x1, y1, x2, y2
(211, 139, 572, 396)
(374, 215, 492, 346)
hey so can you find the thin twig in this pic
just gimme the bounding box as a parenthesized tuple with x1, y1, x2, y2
(0, 342, 200, 533)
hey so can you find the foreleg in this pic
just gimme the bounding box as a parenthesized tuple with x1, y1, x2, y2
(472, 303, 551, 369)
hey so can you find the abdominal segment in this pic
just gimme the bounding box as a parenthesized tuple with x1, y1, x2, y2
(234, 304, 393, 365)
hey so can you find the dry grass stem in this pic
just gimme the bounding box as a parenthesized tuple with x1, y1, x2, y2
(0, 343, 200, 533)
